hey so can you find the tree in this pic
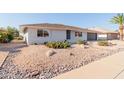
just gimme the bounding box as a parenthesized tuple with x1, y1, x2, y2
(7, 26, 19, 37)
(0, 26, 19, 43)
(110, 13, 124, 40)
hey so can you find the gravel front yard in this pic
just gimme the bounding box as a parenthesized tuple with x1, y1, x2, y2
(0, 40, 124, 79)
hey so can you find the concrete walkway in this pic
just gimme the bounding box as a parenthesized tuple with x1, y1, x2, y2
(54, 51, 124, 79)
(0, 51, 9, 67)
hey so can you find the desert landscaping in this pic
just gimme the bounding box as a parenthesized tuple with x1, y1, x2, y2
(0, 13, 124, 79)
(0, 40, 124, 79)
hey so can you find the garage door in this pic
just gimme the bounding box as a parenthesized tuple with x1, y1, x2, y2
(87, 33, 97, 41)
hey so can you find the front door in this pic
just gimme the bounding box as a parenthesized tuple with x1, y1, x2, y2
(66, 30, 71, 40)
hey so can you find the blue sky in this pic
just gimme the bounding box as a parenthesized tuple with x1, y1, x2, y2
(0, 13, 118, 30)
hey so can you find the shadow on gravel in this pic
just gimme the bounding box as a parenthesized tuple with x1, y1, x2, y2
(0, 42, 28, 53)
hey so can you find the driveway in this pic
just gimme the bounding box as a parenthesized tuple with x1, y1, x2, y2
(54, 51, 124, 79)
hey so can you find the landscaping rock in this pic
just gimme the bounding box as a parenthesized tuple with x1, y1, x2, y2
(84, 45, 89, 49)
(30, 70, 40, 77)
(69, 52, 75, 56)
(1, 41, 124, 79)
(46, 50, 56, 57)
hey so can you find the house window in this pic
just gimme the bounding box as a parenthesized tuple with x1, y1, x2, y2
(37, 29, 49, 37)
(37, 30, 43, 37)
(75, 32, 82, 37)
(44, 30, 49, 37)
(66, 30, 71, 39)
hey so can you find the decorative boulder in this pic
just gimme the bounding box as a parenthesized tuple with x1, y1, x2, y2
(46, 50, 56, 57)
(80, 44, 89, 49)
(31, 70, 40, 77)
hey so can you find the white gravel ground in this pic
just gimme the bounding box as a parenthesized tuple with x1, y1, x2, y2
(0, 40, 124, 79)
(13, 45, 109, 70)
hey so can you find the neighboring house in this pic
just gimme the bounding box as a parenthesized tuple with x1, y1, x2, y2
(0, 29, 7, 33)
(88, 27, 119, 40)
(20, 23, 119, 45)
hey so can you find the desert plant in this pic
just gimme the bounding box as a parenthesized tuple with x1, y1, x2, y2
(76, 39, 87, 45)
(46, 41, 70, 49)
(34, 43, 38, 45)
(14, 36, 23, 40)
(76, 39, 83, 44)
(97, 41, 109, 46)
(44, 42, 48, 44)
(17, 37, 23, 40)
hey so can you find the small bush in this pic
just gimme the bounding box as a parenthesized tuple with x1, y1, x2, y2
(18, 36, 23, 40)
(14, 36, 23, 40)
(33, 43, 38, 45)
(7, 34, 14, 41)
(44, 42, 48, 44)
(0, 32, 9, 43)
(0, 26, 19, 43)
(76, 39, 83, 44)
(46, 41, 70, 49)
(76, 39, 87, 45)
(97, 41, 109, 46)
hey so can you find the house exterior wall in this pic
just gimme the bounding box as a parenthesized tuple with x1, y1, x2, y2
(107, 33, 118, 40)
(24, 28, 118, 44)
(69, 31, 87, 42)
(26, 28, 66, 44)
(97, 33, 107, 40)
(23, 31, 29, 44)
(23, 27, 118, 45)
(97, 33, 118, 40)
(49, 30, 66, 42)
(24, 28, 87, 44)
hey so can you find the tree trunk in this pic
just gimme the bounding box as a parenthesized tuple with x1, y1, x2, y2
(119, 25, 123, 40)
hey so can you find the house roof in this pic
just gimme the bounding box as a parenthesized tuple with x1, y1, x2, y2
(20, 23, 85, 30)
(20, 23, 118, 34)
(20, 23, 100, 33)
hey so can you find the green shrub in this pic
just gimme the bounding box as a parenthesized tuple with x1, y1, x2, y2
(7, 34, 14, 41)
(97, 41, 109, 46)
(44, 42, 48, 44)
(14, 36, 23, 40)
(34, 43, 38, 45)
(0, 31, 14, 43)
(0, 26, 19, 43)
(76, 39, 83, 44)
(76, 39, 87, 45)
(46, 41, 70, 49)
(0, 32, 8, 43)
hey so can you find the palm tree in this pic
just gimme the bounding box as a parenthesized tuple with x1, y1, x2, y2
(110, 13, 124, 40)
